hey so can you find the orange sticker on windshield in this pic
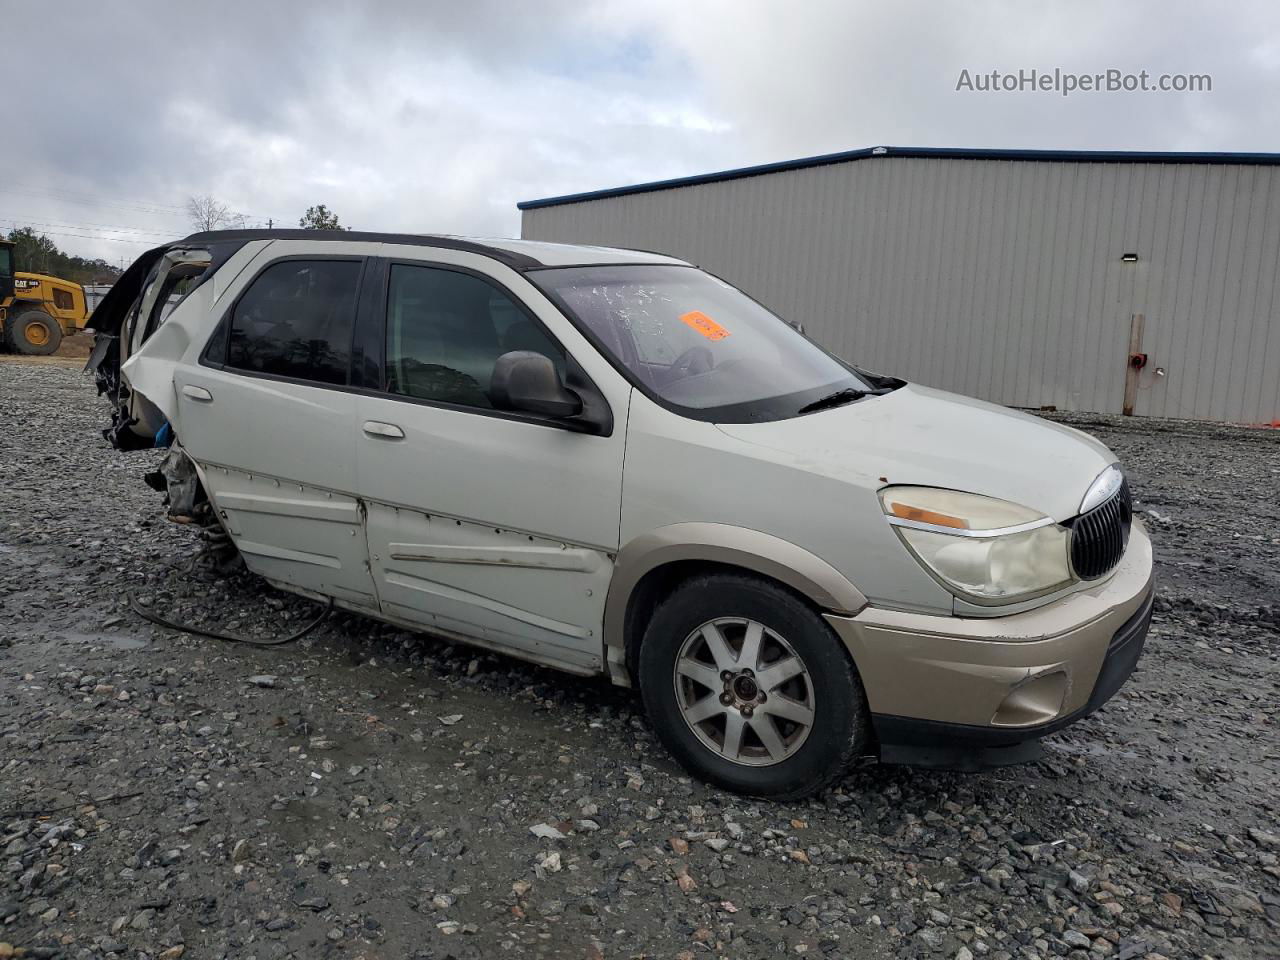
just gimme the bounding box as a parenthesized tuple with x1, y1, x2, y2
(679, 310, 730, 341)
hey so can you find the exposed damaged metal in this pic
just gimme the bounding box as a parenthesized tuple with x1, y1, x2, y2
(143, 442, 242, 574)
(88, 243, 219, 451)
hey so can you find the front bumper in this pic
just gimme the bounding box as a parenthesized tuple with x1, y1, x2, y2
(824, 520, 1154, 769)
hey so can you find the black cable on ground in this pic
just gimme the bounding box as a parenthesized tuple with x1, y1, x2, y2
(128, 593, 333, 647)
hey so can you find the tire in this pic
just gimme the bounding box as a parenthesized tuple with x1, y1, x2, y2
(5, 309, 63, 356)
(638, 572, 870, 800)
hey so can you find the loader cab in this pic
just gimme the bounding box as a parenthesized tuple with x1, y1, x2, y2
(0, 240, 14, 303)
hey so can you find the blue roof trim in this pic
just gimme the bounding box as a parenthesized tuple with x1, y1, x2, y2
(517, 145, 1280, 210)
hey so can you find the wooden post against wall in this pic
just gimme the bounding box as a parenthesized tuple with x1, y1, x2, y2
(1123, 313, 1145, 416)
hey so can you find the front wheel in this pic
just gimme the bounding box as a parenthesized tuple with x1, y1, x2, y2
(5, 310, 63, 356)
(638, 573, 870, 799)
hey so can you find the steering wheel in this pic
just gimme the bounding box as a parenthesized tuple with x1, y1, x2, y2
(669, 345, 715, 380)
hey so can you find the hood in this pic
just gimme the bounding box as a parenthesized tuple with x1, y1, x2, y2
(715, 383, 1116, 521)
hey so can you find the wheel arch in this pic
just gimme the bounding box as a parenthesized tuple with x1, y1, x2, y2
(604, 522, 868, 687)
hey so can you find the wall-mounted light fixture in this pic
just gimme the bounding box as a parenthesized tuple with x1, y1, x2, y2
(1120, 253, 1140, 263)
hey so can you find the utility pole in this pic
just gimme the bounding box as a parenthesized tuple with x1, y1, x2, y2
(267, 218, 273, 229)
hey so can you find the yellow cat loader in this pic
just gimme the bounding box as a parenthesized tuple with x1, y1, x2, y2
(0, 238, 91, 355)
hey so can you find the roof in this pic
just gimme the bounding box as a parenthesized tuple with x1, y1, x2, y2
(452, 237, 689, 268)
(177, 230, 687, 270)
(517, 144, 1280, 210)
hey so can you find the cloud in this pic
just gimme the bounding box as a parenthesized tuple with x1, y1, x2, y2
(5, 1, 1280, 263)
(615, 0, 1280, 158)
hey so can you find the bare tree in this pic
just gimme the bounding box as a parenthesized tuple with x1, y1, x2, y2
(186, 194, 233, 232)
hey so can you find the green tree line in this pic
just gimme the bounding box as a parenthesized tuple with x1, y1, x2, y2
(4, 227, 122, 285)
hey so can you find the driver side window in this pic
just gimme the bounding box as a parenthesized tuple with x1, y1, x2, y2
(384, 264, 564, 410)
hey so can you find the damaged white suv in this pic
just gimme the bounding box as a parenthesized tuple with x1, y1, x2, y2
(91, 230, 1154, 799)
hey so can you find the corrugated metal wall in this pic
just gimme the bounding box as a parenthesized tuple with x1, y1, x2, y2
(521, 157, 1280, 424)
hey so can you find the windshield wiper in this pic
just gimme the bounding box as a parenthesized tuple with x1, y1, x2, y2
(797, 387, 873, 414)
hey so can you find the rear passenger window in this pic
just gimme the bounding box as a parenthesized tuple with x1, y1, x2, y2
(227, 259, 360, 385)
(385, 264, 563, 409)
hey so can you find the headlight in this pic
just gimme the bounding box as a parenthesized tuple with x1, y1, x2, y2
(880, 487, 1073, 603)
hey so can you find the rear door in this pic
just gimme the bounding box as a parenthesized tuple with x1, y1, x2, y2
(353, 250, 630, 674)
(172, 241, 380, 609)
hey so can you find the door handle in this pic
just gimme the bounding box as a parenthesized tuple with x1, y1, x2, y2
(182, 384, 213, 402)
(362, 421, 405, 440)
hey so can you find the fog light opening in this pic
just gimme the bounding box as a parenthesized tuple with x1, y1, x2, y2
(991, 670, 1069, 727)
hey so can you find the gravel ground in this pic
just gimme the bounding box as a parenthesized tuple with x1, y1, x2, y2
(1, 360, 1277, 960)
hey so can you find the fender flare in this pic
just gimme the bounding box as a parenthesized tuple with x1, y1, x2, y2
(602, 522, 868, 684)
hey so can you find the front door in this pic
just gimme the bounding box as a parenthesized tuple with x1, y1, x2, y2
(173, 246, 380, 609)
(354, 254, 629, 674)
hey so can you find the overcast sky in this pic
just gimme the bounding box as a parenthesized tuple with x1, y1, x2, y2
(6, 0, 1280, 264)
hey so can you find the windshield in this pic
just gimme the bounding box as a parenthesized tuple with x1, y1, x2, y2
(530, 264, 869, 422)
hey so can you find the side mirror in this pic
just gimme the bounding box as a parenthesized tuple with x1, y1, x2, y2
(491, 351, 583, 418)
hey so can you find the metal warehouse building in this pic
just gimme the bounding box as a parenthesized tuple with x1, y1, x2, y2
(519, 146, 1280, 424)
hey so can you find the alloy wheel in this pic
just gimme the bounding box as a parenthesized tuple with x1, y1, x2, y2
(672, 617, 815, 767)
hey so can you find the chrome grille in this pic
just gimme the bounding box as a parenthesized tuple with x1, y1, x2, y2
(1069, 479, 1132, 580)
